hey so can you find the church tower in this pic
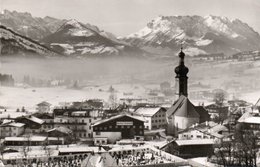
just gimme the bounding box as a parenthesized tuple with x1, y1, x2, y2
(175, 48, 189, 99)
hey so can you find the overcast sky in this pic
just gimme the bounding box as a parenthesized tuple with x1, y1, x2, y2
(1, 0, 260, 36)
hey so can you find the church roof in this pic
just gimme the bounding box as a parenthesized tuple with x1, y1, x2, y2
(166, 95, 199, 118)
(195, 106, 210, 122)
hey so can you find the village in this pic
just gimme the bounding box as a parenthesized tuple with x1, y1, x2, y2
(0, 49, 259, 167)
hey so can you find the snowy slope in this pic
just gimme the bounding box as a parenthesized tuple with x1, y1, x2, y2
(0, 25, 58, 56)
(123, 15, 260, 56)
(41, 19, 144, 57)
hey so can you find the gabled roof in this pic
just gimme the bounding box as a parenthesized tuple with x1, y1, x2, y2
(0, 122, 25, 128)
(92, 114, 144, 126)
(179, 121, 229, 139)
(166, 95, 199, 118)
(237, 109, 254, 123)
(135, 107, 164, 117)
(17, 115, 45, 125)
(33, 112, 54, 119)
(47, 126, 72, 134)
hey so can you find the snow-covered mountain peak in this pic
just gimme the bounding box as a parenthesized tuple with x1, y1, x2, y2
(123, 15, 260, 56)
(64, 19, 83, 28)
(203, 15, 239, 38)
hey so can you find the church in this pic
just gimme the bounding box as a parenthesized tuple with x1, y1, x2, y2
(166, 48, 210, 136)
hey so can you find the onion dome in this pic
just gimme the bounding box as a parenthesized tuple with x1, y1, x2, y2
(175, 49, 189, 77)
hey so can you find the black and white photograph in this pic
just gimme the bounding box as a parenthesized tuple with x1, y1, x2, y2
(0, 0, 260, 166)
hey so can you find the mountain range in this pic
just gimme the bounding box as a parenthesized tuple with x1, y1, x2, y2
(123, 15, 260, 56)
(40, 19, 144, 57)
(1, 10, 260, 58)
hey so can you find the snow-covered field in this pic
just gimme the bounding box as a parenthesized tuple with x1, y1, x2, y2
(0, 84, 156, 111)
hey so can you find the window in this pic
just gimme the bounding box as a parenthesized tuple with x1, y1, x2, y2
(60, 119, 62, 123)
(109, 126, 112, 129)
(104, 127, 107, 130)
(89, 119, 92, 123)
(96, 132, 100, 135)
(82, 120, 84, 123)
(89, 126, 91, 130)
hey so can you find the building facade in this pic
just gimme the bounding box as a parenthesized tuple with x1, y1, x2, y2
(134, 107, 167, 130)
(0, 122, 25, 137)
(92, 114, 144, 144)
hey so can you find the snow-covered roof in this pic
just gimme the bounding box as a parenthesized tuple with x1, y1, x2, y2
(47, 126, 72, 134)
(108, 144, 150, 152)
(0, 122, 25, 128)
(175, 139, 214, 146)
(58, 146, 105, 153)
(5, 136, 47, 142)
(84, 152, 117, 167)
(92, 114, 144, 126)
(71, 111, 88, 116)
(237, 110, 253, 123)
(3, 150, 59, 160)
(135, 107, 162, 117)
(242, 117, 260, 124)
(24, 116, 45, 124)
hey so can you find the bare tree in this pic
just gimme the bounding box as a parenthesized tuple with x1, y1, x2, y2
(22, 135, 30, 159)
(213, 129, 258, 167)
(42, 140, 53, 158)
(213, 91, 226, 106)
